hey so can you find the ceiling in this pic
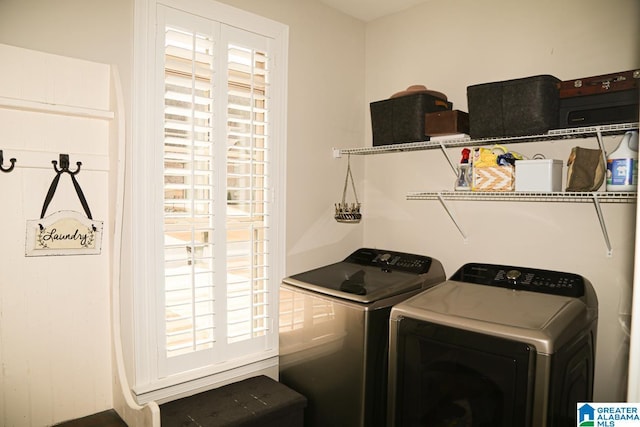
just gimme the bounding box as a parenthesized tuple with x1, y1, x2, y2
(318, 0, 431, 22)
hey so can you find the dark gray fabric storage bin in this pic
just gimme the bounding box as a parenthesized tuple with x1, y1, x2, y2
(370, 93, 452, 146)
(467, 75, 560, 138)
(160, 375, 307, 427)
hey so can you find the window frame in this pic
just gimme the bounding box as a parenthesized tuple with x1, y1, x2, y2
(131, 0, 288, 403)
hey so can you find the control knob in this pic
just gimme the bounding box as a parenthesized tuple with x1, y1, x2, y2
(506, 269, 521, 285)
(379, 253, 392, 272)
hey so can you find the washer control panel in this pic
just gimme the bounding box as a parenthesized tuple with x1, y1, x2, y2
(344, 248, 433, 274)
(450, 263, 585, 298)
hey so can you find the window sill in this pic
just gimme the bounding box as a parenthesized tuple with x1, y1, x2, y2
(133, 355, 279, 405)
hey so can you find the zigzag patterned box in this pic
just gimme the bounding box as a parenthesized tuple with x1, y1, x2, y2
(472, 165, 515, 191)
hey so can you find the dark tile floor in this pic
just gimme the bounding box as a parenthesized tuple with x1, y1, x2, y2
(53, 410, 127, 427)
(52, 377, 306, 427)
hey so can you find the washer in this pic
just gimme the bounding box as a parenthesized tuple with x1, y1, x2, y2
(278, 248, 445, 427)
(388, 262, 598, 427)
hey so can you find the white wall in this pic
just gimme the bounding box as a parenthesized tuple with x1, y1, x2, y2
(0, 0, 133, 109)
(0, 0, 367, 424)
(0, 0, 637, 424)
(0, 44, 114, 425)
(363, 0, 640, 402)
(0, 1, 136, 425)
(216, 0, 367, 274)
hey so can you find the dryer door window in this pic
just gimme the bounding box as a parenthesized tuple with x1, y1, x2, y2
(392, 318, 534, 426)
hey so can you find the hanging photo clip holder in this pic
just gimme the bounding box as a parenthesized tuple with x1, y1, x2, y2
(25, 154, 103, 256)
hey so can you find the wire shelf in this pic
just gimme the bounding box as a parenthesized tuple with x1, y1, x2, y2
(406, 191, 638, 203)
(406, 190, 636, 257)
(334, 122, 639, 156)
(333, 122, 639, 256)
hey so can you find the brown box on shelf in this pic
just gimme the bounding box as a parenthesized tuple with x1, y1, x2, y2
(425, 110, 469, 136)
(558, 70, 639, 98)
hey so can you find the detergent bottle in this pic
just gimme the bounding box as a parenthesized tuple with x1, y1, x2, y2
(607, 130, 639, 191)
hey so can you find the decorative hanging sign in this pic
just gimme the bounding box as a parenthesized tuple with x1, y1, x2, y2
(25, 154, 103, 257)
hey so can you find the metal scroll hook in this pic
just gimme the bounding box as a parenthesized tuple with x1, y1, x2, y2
(52, 153, 82, 175)
(0, 150, 16, 173)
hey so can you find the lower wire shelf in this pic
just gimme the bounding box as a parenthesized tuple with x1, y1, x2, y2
(406, 191, 637, 202)
(406, 191, 637, 256)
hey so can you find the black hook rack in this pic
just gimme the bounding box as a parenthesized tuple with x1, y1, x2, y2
(52, 153, 82, 175)
(0, 150, 16, 173)
(39, 153, 94, 231)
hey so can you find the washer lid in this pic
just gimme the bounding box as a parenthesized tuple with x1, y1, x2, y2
(392, 280, 589, 353)
(284, 262, 428, 304)
(283, 248, 444, 304)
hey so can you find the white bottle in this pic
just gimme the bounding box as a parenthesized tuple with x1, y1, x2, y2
(607, 131, 639, 191)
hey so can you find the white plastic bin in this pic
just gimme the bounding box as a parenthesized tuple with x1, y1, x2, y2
(515, 159, 563, 192)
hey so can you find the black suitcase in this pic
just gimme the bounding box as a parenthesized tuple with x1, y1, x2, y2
(559, 89, 639, 127)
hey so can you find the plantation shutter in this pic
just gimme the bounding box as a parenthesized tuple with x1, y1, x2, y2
(159, 6, 276, 376)
(224, 30, 271, 345)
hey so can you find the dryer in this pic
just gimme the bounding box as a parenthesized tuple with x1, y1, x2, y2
(388, 263, 598, 427)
